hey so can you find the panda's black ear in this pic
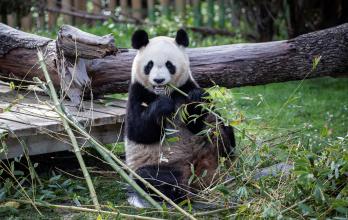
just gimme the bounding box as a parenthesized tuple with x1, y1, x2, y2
(175, 29, 189, 47)
(132, 30, 149, 49)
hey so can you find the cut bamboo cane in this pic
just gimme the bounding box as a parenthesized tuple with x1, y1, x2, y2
(36, 52, 197, 220)
(52, 107, 197, 220)
(12, 199, 166, 220)
(43, 98, 196, 219)
(37, 50, 101, 211)
(32, 82, 162, 209)
(61, 107, 163, 210)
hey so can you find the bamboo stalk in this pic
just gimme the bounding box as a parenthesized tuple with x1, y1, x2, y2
(193, 206, 236, 216)
(65, 112, 164, 210)
(12, 199, 165, 220)
(36, 52, 196, 219)
(52, 107, 197, 220)
(37, 50, 101, 211)
(33, 78, 163, 210)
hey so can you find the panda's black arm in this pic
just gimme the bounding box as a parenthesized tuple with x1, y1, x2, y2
(173, 80, 207, 134)
(185, 88, 208, 134)
(126, 83, 174, 144)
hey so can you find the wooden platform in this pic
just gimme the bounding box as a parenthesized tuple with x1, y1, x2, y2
(0, 81, 126, 159)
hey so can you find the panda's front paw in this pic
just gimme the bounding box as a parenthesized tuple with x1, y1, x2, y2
(187, 88, 207, 103)
(153, 96, 175, 117)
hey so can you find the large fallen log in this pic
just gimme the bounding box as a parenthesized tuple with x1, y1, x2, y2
(0, 23, 347, 101)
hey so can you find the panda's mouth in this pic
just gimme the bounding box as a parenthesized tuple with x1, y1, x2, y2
(153, 85, 166, 95)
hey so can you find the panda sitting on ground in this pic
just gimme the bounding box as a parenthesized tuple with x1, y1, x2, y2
(125, 29, 235, 207)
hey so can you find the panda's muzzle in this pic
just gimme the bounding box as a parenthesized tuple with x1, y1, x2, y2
(154, 78, 165, 84)
(152, 78, 167, 95)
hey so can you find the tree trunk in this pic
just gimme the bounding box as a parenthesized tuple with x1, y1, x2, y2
(120, 0, 128, 18)
(74, 0, 87, 25)
(62, 0, 73, 24)
(20, 14, 32, 32)
(131, 0, 142, 20)
(193, 0, 202, 27)
(47, 0, 57, 30)
(0, 23, 347, 100)
(92, 0, 102, 14)
(37, 0, 46, 29)
(6, 13, 16, 27)
(175, 0, 186, 18)
(109, 0, 117, 14)
(160, 0, 170, 18)
(147, 0, 155, 22)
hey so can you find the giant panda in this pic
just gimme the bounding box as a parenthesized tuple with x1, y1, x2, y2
(125, 29, 235, 206)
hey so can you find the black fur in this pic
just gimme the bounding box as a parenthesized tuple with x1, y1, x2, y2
(172, 81, 235, 154)
(132, 30, 149, 49)
(220, 126, 236, 157)
(144, 60, 153, 75)
(165, 61, 176, 75)
(134, 165, 187, 202)
(175, 29, 189, 47)
(126, 82, 175, 144)
(171, 81, 208, 134)
(127, 80, 235, 152)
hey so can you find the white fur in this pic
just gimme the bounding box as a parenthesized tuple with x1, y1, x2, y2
(127, 193, 150, 208)
(131, 36, 196, 93)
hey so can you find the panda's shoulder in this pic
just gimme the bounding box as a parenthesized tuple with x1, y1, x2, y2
(129, 82, 157, 101)
(179, 80, 199, 92)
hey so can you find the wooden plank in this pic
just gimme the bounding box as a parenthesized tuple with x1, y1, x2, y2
(0, 124, 124, 159)
(0, 112, 64, 137)
(0, 104, 125, 137)
(0, 86, 126, 137)
(0, 81, 126, 159)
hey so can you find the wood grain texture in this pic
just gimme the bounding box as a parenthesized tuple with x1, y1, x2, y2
(1, 123, 123, 159)
(0, 83, 125, 159)
(57, 25, 117, 59)
(0, 23, 348, 97)
(0, 23, 52, 57)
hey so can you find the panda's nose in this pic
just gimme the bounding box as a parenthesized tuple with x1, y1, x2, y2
(154, 78, 165, 84)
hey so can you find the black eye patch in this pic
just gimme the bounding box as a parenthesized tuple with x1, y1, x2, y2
(165, 61, 176, 75)
(144, 60, 153, 75)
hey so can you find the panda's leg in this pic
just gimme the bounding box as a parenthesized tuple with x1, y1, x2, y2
(132, 165, 188, 204)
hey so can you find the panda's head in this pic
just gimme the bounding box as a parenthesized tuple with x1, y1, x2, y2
(131, 29, 192, 95)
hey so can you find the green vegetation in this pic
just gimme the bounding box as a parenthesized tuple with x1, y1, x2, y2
(1, 14, 348, 220)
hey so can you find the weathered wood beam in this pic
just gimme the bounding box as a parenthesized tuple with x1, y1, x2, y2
(86, 23, 348, 95)
(57, 25, 117, 59)
(0, 23, 347, 98)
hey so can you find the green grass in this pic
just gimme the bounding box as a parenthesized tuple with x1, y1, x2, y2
(2, 77, 347, 219)
(233, 77, 348, 138)
(1, 13, 348, 219)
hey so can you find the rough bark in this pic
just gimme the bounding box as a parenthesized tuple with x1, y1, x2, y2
(0, 23, 347, 99)
(57, 25, 117, 59)
(87, 23, 348, 94)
